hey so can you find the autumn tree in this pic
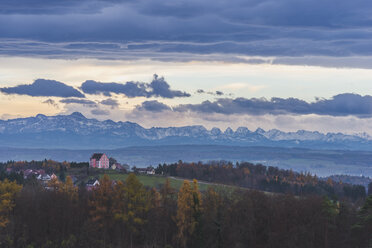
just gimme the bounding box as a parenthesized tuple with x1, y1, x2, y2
(59, 176, 78, 200)
(0, 179, 22, 228)
(89, 174, 115, 247)
(176, 179, 202, 248)
(191, 179, 203, 247)
(47, 176, 61, 191)
(176, 180, 193, 248)
(0, 179, 22, 247)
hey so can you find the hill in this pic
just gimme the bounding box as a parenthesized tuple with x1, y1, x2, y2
(1, 145, 372, 177)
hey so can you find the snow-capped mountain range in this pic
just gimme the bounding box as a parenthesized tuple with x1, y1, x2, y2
(0, 112, 371, 150)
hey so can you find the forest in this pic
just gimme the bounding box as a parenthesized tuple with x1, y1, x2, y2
(155, 161, 369, 202)
(0, 160, 371, 247)
(0, 171, 371, 248)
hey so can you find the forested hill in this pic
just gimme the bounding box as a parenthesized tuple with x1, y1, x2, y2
(1, 159, 370, 201)
(325, 174, 372, 191)
(0, 165, 371, 247)
(155, 161, 369, 202)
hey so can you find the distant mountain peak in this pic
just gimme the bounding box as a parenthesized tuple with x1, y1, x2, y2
(211, 127, 222, 135)
(69, 112, 86, 118)
(255, 128, 265, 134)
(0, 113, 371, 150)
(36, 114, 46, 119)
(236, 127, 250, 134)
(224, 127, 234, 135)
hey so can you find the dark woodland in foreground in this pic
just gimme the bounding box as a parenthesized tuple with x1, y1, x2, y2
(0, 161, 371, 248)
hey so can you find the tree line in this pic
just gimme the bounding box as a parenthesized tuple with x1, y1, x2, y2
(0, 173, 371, 248)
(155, 161, 368, 202)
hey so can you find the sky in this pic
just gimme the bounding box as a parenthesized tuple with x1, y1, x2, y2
(1, 0, 372, 134)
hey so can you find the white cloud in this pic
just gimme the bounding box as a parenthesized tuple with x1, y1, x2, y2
(218, 82, 266, 92)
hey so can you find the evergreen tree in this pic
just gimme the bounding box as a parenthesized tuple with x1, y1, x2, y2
(353, 195, 372, 247)
(59, 165, 66, 182)
(159, 178, 177, 246)
(114, 173, 149, 248)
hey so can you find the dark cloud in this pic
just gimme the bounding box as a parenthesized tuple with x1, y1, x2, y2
(196, 89, 225, 96)
(2, 0, 369, 29)
(143, 93, 372, 118)
(1, 0, 372, 65)
(60, 98, 97, 107)
(81, 80, 147, 97)
(149, 74, 190, 98)
(100, 98, 119, 108)
(42, 98, 59, 108)
(135, 100, 172, 112)
(0, 79, 85, 98)
(91, 108, 110, 115)
(81, 74, 190, 98)
(64, 42, 121, 50)
(0, 0, 126, 14)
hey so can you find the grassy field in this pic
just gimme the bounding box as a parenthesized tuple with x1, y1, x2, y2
(70, 168, 236, 191)
(67, 167, 276, 195)
(101, 172, 214, 191)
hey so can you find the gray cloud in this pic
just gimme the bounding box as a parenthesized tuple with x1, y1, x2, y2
(42, 98, 59, 108)
(81, 74, 190, 98)
(91, 108, 110, 115)
(81, 80, 147, 97)
(100, 98, 119, 108)
(135, 100, 172, 112)
(137, 93, 372, 118)
(196, 89, 225, 96)
(60, 98, 97, 107)
(0, 79, 85, 98)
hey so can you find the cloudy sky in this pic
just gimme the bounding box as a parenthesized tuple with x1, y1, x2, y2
(1, 0, 372, 134)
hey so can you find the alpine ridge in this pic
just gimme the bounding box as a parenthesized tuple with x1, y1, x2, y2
(0, 112, 371, 150)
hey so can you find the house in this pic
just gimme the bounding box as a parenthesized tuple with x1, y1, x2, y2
(23, 169, 35, 179)
(114, 163, 124, 171)
(111, 163, 118, 170)
(86, 178, 100, 187)
(121, 164, 130, 171)
(86, 178, 100, 190)
(136, 167, 155, 175)
(111, 162, 128, 172)
(37, 173, 51, 181)
(89, 153, 109, 169)
(21, 169, 45, 179)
